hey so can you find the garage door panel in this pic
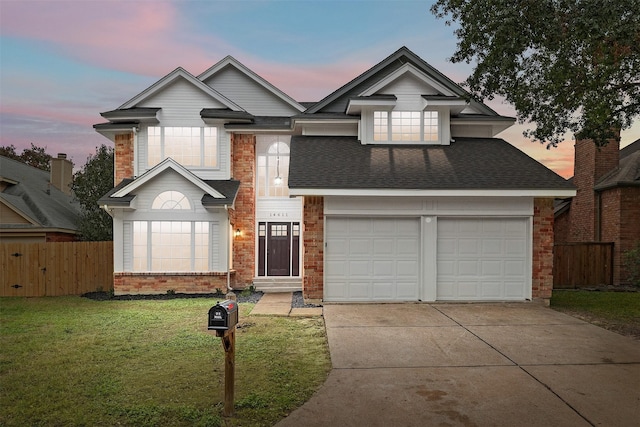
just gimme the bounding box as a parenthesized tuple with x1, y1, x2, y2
(397, 260, 419, 276)
(373, 260, 394, 276)
(437, 218, 529, 301)
(349, 239, 372, 256)
(325, 217, 420, 302)
(373, 238, 394, 255)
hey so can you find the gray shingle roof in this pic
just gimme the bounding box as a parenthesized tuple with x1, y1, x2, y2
(98, 178, 240, 207)
(288, 136, 574, 191)
(0, 156, 81, 231)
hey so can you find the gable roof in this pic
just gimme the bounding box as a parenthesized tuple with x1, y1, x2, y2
(304, 46, 501, 118)
(118, 67, 243, 111)
(199, 56, 305, 113)
(288, 136, 575, 197)
(111, 158, 226, 199)
(0, 156, 80, 232)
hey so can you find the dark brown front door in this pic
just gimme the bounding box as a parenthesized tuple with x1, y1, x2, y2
(267, 223, 290, 276)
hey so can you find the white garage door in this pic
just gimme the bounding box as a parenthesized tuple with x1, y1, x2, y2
(437, 218, 529, 301)
(325, 217, 420, 302)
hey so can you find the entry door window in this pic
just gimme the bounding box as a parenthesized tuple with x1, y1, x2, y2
(258, 222, 300, 277)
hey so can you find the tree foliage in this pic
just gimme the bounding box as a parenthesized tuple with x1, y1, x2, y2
(72, 145, 114, 241)
(0, 143, 53, 170)
(431, 0, 640, 146)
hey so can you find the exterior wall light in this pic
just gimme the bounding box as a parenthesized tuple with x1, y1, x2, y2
(234, 228, 241, 238)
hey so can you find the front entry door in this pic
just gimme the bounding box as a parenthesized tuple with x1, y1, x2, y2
(258, 222, 300, 277)
(267, 223, 290, 276)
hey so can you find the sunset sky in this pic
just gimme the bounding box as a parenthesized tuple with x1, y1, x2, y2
(1, 0, 638, 177)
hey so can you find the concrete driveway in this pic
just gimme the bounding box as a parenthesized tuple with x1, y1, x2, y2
(276, 303, 640, 427)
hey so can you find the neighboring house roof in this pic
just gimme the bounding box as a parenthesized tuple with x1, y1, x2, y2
(594, 139, 640, 191)
(0, 156, 80, 233)
(288, 136, 575, 196)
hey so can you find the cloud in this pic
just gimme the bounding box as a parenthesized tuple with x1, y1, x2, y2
(0, 0, 229, 78)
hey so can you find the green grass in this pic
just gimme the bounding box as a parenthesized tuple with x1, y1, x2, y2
(551, 290, 640, 339)
(0, 296, 331, 426)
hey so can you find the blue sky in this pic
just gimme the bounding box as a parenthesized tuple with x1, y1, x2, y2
(1, 0, 637, 176)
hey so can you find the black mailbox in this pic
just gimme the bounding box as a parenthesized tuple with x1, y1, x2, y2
(208, 300, 239, 331)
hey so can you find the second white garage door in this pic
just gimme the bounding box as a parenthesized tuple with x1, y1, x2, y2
(325, 217, 420, 302)
(437, 218, 529, 301)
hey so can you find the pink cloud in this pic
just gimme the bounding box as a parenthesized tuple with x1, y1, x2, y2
(0, 1, 230, 78)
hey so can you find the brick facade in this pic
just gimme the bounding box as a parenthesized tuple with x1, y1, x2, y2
(230, 133, 256, 287)
(113, 272, 234, 295)
(532, 198, 554, 301)
(45, 232, 78, 242)
(601, 187, 640, 285)
(114, 133, 134, 184)
(302, 196, 324, 300)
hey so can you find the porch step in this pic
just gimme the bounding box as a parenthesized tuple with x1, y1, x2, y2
(253, 277, 302, 293)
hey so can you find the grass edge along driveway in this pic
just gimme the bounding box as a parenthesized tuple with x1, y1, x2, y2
(0, 296, 331, 427)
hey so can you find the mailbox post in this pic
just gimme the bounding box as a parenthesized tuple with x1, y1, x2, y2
(208, 298, 238, 417)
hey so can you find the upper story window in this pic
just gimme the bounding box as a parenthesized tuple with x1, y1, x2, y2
(373, 110, 439, 143)
(257, 141, 289, 198)
(147, 126, 217, 168)
(152, 191, 191, 210)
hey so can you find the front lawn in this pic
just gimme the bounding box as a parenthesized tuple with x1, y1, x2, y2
(551, 290, 640, 339)
(0, 296, 331, 426)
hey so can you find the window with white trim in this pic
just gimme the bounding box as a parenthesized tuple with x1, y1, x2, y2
(132, 221, 209, 272)
(373, 110, 439, 142)
(147, 126, 217, 167)
(152, 191, 191, 210)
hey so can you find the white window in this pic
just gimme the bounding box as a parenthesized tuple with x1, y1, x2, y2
(132, 221, 209, 272)
(152, 191, 191, 210)
(147, 126, 217, 168)
(257, 141, 289, 198)
(373, 110, 439, 142)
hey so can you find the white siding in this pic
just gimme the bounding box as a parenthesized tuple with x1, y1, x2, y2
(203, 65, 300, 116)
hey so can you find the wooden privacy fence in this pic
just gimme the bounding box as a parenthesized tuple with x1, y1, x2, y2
(1, 241, 113, 297)
(553, 242, 614, 289)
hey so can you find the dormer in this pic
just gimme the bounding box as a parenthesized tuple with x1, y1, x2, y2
(301, 46, 515, 143)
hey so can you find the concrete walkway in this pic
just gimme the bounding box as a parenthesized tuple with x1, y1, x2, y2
(276, 303, 640, 427)
(249, 292, 322, 317)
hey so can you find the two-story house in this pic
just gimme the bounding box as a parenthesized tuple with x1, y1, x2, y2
(95, 47, 575, 302)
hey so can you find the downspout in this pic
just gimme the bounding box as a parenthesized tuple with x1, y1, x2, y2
(132, 127, 138, 177)
(224, 204, 234, 291)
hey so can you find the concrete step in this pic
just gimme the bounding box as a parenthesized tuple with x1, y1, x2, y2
(253, 277, 302, 293)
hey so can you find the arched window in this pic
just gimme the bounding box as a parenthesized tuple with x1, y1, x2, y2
(152, 191, 191, 210)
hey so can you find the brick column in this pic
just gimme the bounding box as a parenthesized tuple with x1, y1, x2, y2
(114, 133, 134, 184)
(231, 133, 256, 287)
(569, 136, 619, 241)
(532, 198, 554, 301)
(302, 196, 324, 300)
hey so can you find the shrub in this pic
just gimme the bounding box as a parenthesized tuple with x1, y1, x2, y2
(623, 241, 640, 287)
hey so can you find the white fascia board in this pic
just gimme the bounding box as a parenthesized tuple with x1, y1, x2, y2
(289, 188, 577, 198)
(293, 119, 360, 125)
(119, 68, 243, 111)
(111, 158, 225, 199)
(346, 98, 396, 115)
(198, 56, 306, 113)
(360, 63, 454, 97)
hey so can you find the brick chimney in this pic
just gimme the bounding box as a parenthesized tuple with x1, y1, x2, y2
(50, 153, 73, 195)
(568, 135, 620, 242)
